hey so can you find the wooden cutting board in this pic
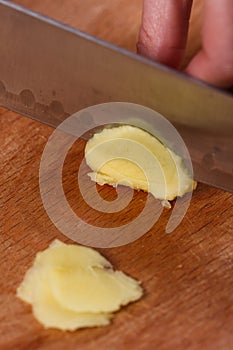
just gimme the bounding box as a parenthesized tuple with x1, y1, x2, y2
(0, 1, 232, 349)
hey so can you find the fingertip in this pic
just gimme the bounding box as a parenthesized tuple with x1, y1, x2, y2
(137, 0, 192, 69)
(186, 51, 233, 88)
(137, 29, 185, 69)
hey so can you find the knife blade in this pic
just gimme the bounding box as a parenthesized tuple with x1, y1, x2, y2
(0, 0, 232, 192)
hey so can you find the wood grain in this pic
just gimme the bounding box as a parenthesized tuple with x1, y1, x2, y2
(0, 1, 233, 350)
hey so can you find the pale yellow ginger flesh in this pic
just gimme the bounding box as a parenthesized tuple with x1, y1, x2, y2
(85, 125, 197, 201)
(17, 240, 143, 331)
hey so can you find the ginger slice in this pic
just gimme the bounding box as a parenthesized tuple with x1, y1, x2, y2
(36, 269, 111, 330)
(48, 266, 142, 313)
(18, 264, 111, 331)
(85, 125, 196, 201)
(17, 240, 143, 331)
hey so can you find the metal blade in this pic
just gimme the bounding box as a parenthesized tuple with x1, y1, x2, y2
(0, 1, 232, 191)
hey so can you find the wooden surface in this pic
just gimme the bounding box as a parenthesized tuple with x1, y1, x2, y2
(1, 1, 233, 349)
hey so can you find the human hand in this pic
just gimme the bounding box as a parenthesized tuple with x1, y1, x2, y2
(137, 0, 233, 88)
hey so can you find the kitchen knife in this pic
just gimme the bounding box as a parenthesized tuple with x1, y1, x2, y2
(0, 0, 232, 192)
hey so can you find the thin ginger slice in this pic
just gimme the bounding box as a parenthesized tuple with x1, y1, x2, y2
(17, 240, 143, 330)
(85, 125, 197, 201)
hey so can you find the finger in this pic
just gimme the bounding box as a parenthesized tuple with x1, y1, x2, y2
(137, 0, 193, 69)
(186, 0, 233, 87)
